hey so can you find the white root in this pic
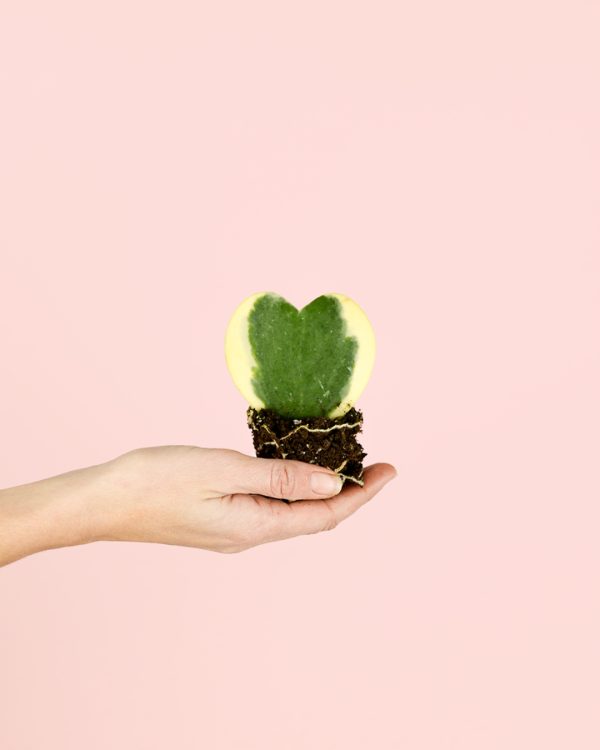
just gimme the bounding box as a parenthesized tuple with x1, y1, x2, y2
(278, 421, 362, 442)
(247, 410, 363, 485)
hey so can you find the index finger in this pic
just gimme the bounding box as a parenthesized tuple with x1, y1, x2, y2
(268, 463, 397, 540)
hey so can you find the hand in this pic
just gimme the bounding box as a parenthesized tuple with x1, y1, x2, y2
(98, 447, 397, 553)
(0, 447, 397, 566)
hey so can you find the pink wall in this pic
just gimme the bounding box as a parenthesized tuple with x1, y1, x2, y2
(1, 1, 599, 748)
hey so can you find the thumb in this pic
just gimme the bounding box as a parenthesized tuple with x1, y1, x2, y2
(218, 451, 344, 501)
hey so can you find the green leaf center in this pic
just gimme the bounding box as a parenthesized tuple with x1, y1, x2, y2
(248, 294, 358, 418)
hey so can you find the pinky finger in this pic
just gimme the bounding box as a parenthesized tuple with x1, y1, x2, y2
(324, 463, 397, 526)
(269, 463, 397, 540)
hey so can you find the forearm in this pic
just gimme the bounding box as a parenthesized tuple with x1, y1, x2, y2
(0, 463, 111, 567)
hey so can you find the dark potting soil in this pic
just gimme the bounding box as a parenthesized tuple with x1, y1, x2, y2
(247, 406, 366, 487)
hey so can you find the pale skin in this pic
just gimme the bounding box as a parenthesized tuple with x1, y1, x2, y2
(0, 446, 397, 568)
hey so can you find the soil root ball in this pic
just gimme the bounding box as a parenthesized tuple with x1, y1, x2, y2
(247, 407, 366, 486)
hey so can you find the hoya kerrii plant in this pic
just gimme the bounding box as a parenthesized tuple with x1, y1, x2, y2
(225, 292, 376, 486)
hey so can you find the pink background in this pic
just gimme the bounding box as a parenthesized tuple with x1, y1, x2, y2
(1, 1, 599, 748)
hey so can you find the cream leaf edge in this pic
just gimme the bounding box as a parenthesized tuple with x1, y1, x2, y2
(224, 291, 376, 418)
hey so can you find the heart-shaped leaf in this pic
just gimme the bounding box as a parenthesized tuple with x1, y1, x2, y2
(225, 292, 375, 418)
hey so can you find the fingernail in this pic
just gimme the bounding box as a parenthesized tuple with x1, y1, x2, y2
(311, 472, 343, 496)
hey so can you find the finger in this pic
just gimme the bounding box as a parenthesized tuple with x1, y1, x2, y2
(270, 463, 397, 539)
(323, 463, 397, 525)
(211, 449, 344, 501)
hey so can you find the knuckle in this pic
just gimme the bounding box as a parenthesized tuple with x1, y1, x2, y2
(269, 461, 295, 499)
(322, 505, 339, 532)
(218, 541, 243, 554)
(220, 521, 263, 553)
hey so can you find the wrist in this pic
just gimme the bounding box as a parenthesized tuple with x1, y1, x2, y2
(0, 460, 116, 566)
